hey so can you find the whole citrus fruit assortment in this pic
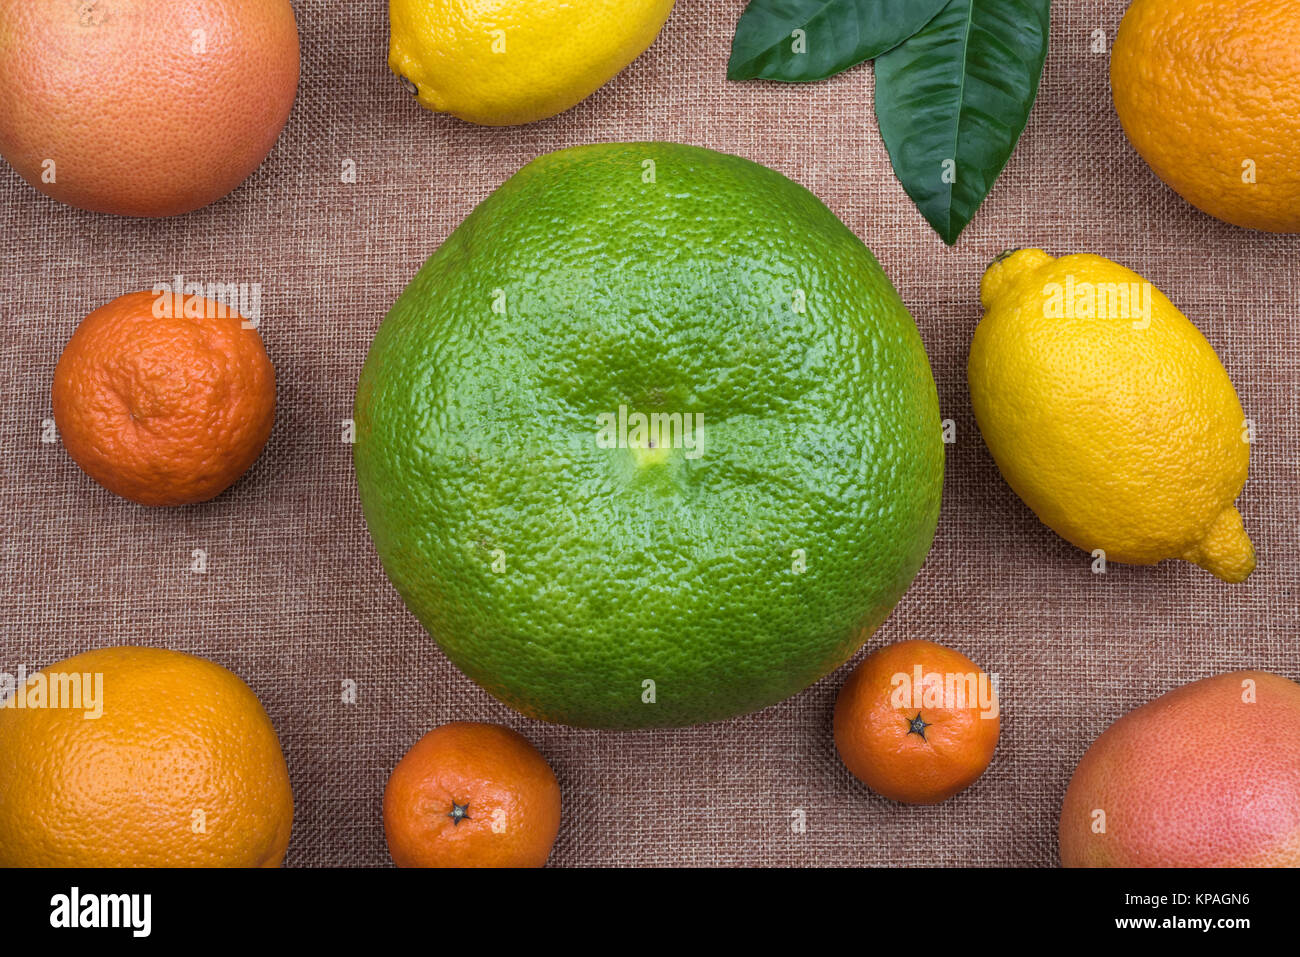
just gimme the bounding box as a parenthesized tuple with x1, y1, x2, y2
(53, 290, 276, 507)
(1111, 0, 1300, 233)
(388, 0, 676, 126)
(1060, 671, 1300, 867)
(355, 142, 944, 729)
(969, 249, 1254, 583)
(0, 646, 294, 868)
(384, 722, 561, 868)
(0, 2, 1293, 872)
(834, 640, 1000, 805)
(0, 0, 300, 217)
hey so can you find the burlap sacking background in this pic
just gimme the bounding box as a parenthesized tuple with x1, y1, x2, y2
(1, 1, 1296, 867)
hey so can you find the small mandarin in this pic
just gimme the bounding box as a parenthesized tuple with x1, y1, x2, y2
(383, 721, 561, 868)
(834, 640, 1000, 804)
(52, 290, 276, 506)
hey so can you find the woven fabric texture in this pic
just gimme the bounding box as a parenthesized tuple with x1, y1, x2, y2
(1, 0, 1296, 867)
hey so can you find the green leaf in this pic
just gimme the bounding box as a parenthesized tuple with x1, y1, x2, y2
(874, 0, 1051, 245)
(727, 0, 951, 83)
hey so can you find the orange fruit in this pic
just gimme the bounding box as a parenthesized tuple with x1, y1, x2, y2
(0, 0, 300, 217)
(833, 639, 1000, 804)
(1111, 0, 1300, 232)
(383, 722, 561, 868)
(52, 290, 276, 506)
(0, 646, 294, 867)
(1060, 671, 1300, 867)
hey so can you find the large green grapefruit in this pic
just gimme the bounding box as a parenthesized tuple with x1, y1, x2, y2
(355, 142, 942, 728)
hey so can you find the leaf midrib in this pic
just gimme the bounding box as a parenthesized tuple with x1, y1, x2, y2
(943, 0, 977, 240)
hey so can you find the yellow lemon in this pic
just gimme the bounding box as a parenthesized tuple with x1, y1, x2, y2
(968, 249, 1254, 583)
(388, 0, 676, 126)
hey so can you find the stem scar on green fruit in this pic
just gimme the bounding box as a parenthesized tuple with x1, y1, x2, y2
(906, 712, 930, 740)
(447, 802, 470, 826)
